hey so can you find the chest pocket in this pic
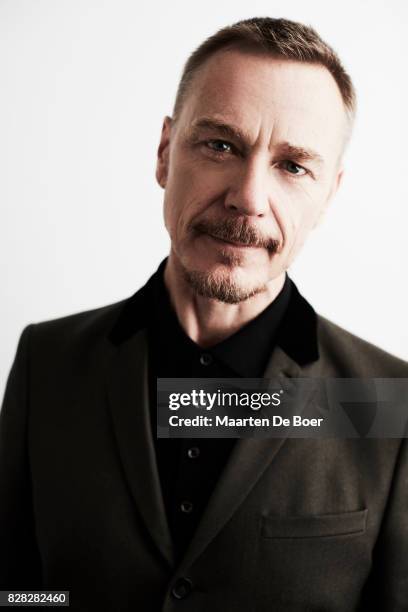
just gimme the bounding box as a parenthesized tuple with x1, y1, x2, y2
(255, 509, 370, 611)
(261, 508, 368, 539)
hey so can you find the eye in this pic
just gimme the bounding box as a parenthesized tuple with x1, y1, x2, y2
(279, 160, 308, 176)
(206, 140, 234, 154)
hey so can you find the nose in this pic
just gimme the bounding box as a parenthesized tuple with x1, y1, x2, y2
(224, 155, 270, 218)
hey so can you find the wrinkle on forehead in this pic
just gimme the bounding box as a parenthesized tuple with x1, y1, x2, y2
(188, 49, 345, 116)
(177, 49, 347, 161)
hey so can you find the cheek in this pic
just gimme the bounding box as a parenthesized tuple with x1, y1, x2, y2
(268, 187, 302, 248)
(272, 184, 324, 255)
(164, 162, 228, 229)
(182, 161, 229, 205)
(162, 186, 215, 243)
(163, 195, 173, 234)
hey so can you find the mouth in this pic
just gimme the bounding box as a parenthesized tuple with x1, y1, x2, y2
(206, 233, 262, 250)
(191, 219, 281, 254)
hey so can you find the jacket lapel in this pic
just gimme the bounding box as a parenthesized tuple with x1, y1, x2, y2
(105, 268, 322, 571)
(178, 346, 322, 571)
(106, 328, 175, 568)
(105, 322, 320, 572)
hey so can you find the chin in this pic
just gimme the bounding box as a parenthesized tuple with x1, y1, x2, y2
(181, 258, 268, 304)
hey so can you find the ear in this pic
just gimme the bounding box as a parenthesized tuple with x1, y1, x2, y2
(313, 167, 344, 228)
(156, 116, 173, 189)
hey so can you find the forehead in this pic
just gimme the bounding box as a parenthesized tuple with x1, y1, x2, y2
(179, 49, 347, 153)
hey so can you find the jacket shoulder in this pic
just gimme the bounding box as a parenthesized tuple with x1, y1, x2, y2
(30, 299, 128, 349)
(317, 315, 408, 377)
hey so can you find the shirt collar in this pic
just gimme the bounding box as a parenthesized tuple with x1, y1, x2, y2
(110, 258, 319, 369)
(208, 275, 292, 376)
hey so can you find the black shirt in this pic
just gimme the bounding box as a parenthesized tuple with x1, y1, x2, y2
(146, 259, 301, 560)
(109, 258, 318, 561)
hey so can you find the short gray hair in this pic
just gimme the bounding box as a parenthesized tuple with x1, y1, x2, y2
(172, 17, 356, 130)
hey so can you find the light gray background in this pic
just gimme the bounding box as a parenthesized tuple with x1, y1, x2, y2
(1, 0, 407, 399)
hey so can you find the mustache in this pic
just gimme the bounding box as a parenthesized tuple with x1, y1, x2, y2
(192, 218, 281, 253)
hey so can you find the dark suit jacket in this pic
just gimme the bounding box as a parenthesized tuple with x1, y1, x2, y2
(1, 275, 408, 611)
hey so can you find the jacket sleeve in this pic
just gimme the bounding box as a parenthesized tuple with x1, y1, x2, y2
(0, 325, 43, 588)
(359, 437, 408, 611)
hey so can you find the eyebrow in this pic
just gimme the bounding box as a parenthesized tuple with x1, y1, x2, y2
(189, 117, 251, 148)
(188, 117, 324, 166)
(274, 142, 324, 166)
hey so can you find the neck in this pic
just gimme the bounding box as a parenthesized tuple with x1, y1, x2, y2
(163, 253, 286, 348)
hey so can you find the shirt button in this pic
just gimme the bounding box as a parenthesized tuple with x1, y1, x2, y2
(171, 577, 193, 599)
(180, 500, 193, 513)
(187, 447, 200, 459)
(200, 353, 212, 366)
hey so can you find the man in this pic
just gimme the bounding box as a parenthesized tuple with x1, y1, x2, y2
(1, 16, 407, 612)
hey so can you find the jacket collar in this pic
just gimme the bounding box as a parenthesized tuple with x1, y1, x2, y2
(108, 258, 319, 369)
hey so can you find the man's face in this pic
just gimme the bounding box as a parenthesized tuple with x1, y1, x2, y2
(156, 49, 346, 303)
